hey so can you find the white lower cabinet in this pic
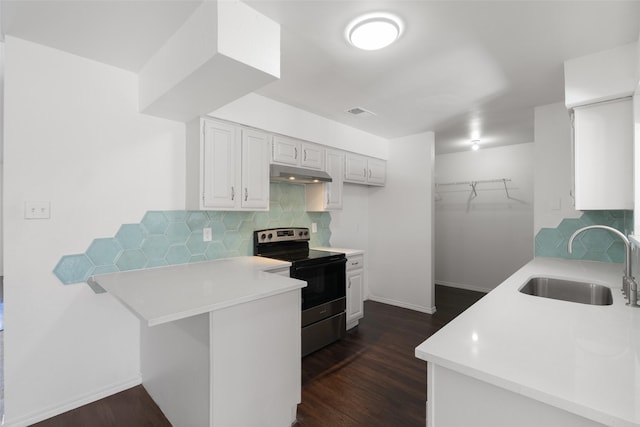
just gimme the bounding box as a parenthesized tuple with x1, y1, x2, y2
(427, 363, 604, 427)
(346, 254, 364, 330)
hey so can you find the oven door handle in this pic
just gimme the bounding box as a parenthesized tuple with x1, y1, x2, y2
(292, 258, 346, 274)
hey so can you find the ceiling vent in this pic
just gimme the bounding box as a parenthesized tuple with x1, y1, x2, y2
(346, 106, 376, 117)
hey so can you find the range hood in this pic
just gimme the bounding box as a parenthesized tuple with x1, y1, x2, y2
(270, 164, 332, 184)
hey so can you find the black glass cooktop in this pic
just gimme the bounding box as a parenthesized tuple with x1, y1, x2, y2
(261, 249, 344, 263)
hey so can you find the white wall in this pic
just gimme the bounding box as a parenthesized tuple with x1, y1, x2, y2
(1, 41, 4, 275)
(368, 132, 435, 313)
(329, 183, 371, 296)
(209, 93, 389, 159)
(4, 37, 185, 426)
(533, 102, 580, 234)
(435, 143, 534, 292)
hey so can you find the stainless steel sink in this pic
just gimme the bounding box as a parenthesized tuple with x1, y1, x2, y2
(519, 277, 613, 306)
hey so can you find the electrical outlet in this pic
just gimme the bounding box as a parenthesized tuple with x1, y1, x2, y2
(25, 201, 51, 219)
(311, 223, 318, 233)
(203, 227, 212, 242)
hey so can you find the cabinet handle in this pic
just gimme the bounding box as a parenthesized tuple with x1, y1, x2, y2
(231, 186, 235, 201)
(363, 167, 366, 177)
(244, 188, 248, 201)
(348, 279, 351, 289)
(369, 169, 372, 178)
(352, 261, 359, 266)
(304, 149, 307, 161)
(295, 147, 298, 160)
(327, 192, 330, 205)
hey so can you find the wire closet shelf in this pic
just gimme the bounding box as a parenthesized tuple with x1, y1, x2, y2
(436, 178, 513, 199)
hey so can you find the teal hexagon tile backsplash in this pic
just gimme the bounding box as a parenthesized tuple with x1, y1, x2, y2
(141, 235, 170, 261)
(54, 254, 94, 284)
(86, 238, 122, 266)
(165, 222, 191, 245)
(54, 182, 332, 285)
(535, 210, 633, 263)
(142, 211, 169, 234)
(115, 224, 145, 249)
(116, 249, 148, 271)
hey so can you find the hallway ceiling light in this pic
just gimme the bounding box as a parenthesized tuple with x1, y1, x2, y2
(471, 140, 480, 151)
(347, 13, 402, 50)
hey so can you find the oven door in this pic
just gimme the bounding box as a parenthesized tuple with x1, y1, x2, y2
(292, 257, 346, 311)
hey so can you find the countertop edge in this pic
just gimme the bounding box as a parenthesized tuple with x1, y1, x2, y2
(93, 257, 305, 327)
(312, 246, 364, 256)
(146, 279, 305, 327)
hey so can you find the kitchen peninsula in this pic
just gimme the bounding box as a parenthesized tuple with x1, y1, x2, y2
(92, 256, 306, 427)
(416, 257, 640, 427)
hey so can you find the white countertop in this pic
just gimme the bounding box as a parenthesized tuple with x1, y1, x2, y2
(415, 257, 640, 426)
(312, 246, 364, 256)
(92, 257, 305, 327)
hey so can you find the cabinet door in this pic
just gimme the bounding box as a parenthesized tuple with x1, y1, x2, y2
(347, 269, 364, 326)
(272, 135, 299, 166)
(574, 98, 633, 210)
(301, 143, 324, 170)
(241, 129, 270, 210)
(367, 158, 386, 186)
(202, 120, 239, 209)
(325, 150, 344, 209)
(344, 153, 367, 183)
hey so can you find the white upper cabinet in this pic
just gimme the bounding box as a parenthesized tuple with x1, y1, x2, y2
(344, 153, 386, 186)
(241, 128, 271, 210)
(344, 153, 367, 183)
(367, 158, 386, 186)
(573, 98, 633, 210)
(201, 120, 239, 209)
(187, 118, 270, 211)
(272, 135, 324, 170)
(306, 149, 344, 211)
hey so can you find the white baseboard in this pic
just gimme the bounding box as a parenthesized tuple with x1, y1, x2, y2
(367, 295, 436, 314)
(4, 376, 142, 427)
(436, 280, 490, 294)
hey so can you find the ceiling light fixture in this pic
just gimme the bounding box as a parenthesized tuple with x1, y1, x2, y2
(346, 13, 402, 50)
(471, 140, 480, 151)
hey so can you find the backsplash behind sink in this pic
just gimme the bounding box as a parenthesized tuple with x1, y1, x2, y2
(53, 183, 331, 285)
(535, 210, 633, 263)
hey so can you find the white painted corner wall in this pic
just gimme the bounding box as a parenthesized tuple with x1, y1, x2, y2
(3, 37, 186, 426)
(368, 132, 435, 313)
(434, 143, 534, 292)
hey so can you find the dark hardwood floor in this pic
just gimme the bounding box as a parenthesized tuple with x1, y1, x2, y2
(32, 285, 485, 427)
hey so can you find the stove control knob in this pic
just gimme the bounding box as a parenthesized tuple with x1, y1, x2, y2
(298, 231, 303, 237)
(304, 231, 309, 236)
(268, 233, 273, 239)
(261, 233, 266, 241)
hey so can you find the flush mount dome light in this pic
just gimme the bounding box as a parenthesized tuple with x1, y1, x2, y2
(347, 13, 402, 50)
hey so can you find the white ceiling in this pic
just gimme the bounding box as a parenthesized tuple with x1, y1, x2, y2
(2, 0, 640, 153)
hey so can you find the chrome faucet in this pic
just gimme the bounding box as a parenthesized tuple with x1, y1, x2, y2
(568, 225, 638, 307)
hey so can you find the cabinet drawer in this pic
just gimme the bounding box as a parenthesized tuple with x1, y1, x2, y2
(346, 255, 364, 271)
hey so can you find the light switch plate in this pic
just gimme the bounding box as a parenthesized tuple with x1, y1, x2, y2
(25, 201, 51, 219)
